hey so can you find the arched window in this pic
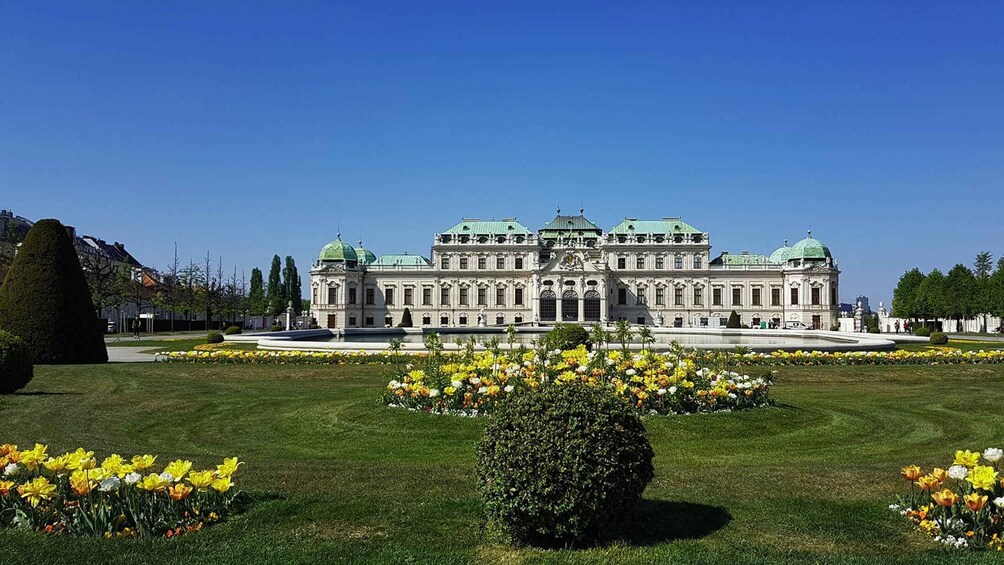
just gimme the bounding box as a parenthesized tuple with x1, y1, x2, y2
(540, 290, 557, 322)
(384, 315, 393, 327)
(459, 314, 468, 326)
(440, 314, 449, 326)
(422, 314, 431, 325)
(514, 314, 523, 324)
(495, 314, 505, 325)
(562, 290, 578, 321)
(584, 290, 601, 321)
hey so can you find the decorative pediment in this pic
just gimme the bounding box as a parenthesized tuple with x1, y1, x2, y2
(539, 250, 605, 274)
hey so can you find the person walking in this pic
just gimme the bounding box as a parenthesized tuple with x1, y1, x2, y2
(894, 320, 900, 334)
(132, 317, 141, 340)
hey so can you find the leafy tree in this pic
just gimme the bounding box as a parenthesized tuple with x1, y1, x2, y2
(248, 268, 265, 316)
(989, 258, 1004, 331)
(79, 251, 127, 320)
(0, 219, 107, 364)
(265, 255, 285, 317)
(892, 268, 925, 321)
(944, 264, 977, 332)
(915, 269, 947, 322)
(974, 251, 994, 332)
(283, 256, 301, 316)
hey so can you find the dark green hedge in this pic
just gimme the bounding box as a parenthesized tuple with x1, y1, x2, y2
(0, 330, 33, 394)
(930, 332, 949, 345)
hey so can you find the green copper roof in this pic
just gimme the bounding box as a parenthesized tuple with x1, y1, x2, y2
(354, 242, 377, 265)
(788, 232, 832, 260)
(712, 253, 771, 266)
(609, 218, 702, 235)
(768, 241, 792, 264)
(539, 212, 602, 234)
(370, 253, 431, 267)
(319, 236, 358, 262)
(442, 219, 531, 236)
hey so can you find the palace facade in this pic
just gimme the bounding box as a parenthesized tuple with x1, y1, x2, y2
(310, 211, 839, 330)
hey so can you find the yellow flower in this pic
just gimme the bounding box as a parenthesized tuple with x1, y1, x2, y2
(964, 493, 988, 512)
(70, 471, 92, 496)
(164, 460, 193, 481)
(19, 444, 48, 470)
(930, 468, 948, 484)
(967, 465, 999, 491)
(0, 480, 15, 495)
(137, 473, 171, 492)
(66, 448, 96, 470)
(915, 475, 940, 491)
(211, 476, 233, 493)
(932, 488, 959, 507)
(18, 477, 56, 507)
(43, 455, 71, 473)
(901, 465, 922, 481)
(132, 454, 157, 471)
(101, 454, 125, 472)
(954, 450, 981, 468)
(187, 470, 215, 489)
(216, 457, 242, 478)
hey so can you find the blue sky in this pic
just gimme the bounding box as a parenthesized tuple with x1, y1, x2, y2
(3, 1, 1002, 305)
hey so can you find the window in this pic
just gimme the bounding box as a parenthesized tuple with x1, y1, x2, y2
(496, 256, 504, 270)
(515, 257, 524, 270)
(365, 316, 374, 327)
(313, 288, 318, 305)
(636, 286, 646, 305)
(693, 256, 702, 269)
(514, 314, 523, 324)
(617, 257, 626, 269)
(459, 314, 468, 326)
(655, 287, 665, 306)
(618, 288, 627, 305)
(496, 314, 505, 325)
(422, 314, 431, 325)
(732, 288, 741, 306)
(384, 315, 392, 327)
(384, 288, 394, 306)
(636, 257, 645, 269)
(771, 288, 781, 306)
(460, 287, 469, 305)
(719, 317, 727, 327)
(693, 287, 703, 306)
(477, 287, 486, 306)
(496, 287, 505, 306)
(675, 255, 683, 269)
(752, 288, 762, 306)
(637, 316, 646, 325)
(459, 257, 468, 269)
(713, 288, 722, 306)
(327, 287, 337, 305)
(655, 256, 664, 269)
(831, 287, 837, 305)
(514, 287, 524, 305)
(675, 287, 684, 306)
(440, 257, 449, 269)
(440, 314, 448, 326)
(365, 288, 375, 305)
(478, 256, 486, 270)
(422, 287, 432, 305)
(348, 316, 356, 327)
(812, 287, 821, 306)
(791, 288, 799, 306)
(440, 287, 450, 306)
(404, 288, 413, 305)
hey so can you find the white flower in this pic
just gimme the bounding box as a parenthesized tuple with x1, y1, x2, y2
(504, 385, 514, 393)
(625, 369, 637, 376)
(469, 377, 481, 385)
(451, 380, 463, 388)
(3, 463, 18, 477)
(668, 386, 678, 394)
(388, 380, 401, 389)
(98, 477, 121, 492)
(657, 388, 667, 396)
(948, 465, 968, 480)
(478, 386, 487, 394)
(994, 497, 1004, 509)
(159, 472, 174, 483)
(429, 389, 440, 397)
(124, 472, 141, 485)
(983, 447, 1003, 462)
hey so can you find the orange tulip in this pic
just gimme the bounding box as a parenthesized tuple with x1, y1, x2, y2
(964, 493, 987, 512)
(932, 488, 959, 507)
(168, 483, 193, 501)
(901, 465, 922, 481)
(931, 468, 948, 483)
(915, 475, 940, 490)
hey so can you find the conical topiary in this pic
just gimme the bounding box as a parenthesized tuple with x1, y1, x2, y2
(726, 310, 741, 329)
(398, 307, 413, 328)
(0, 219, 108, 364)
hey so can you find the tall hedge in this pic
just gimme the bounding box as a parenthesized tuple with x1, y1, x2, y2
(0, 330, 33, 394)
(0, 219, 108, 364)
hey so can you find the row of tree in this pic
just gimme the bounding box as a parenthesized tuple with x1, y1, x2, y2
(892, 251, 1004, 332)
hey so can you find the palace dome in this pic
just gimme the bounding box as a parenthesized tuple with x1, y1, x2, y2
(768, 241, 792, 264)
(318, 236, 358, 262)
(788, 232, 831, 261)
(354, 241, 377, 265)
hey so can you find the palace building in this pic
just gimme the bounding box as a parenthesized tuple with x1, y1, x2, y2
(310, 210, 839, 330)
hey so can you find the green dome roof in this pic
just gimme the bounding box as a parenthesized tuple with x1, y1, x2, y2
(319, 236, 358, 262)
(768, 240, 792, 264)
(354, 241, 377, 265)
(788, 232, 831, 261)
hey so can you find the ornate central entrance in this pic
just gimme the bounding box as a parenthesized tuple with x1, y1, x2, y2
(561, 290, 578, 321)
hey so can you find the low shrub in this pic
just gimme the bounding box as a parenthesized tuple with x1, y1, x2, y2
(270, 324, 283, 332)
(867, 327, 880, 334)
(914, 326, 932, 337)
(830, 324, 841, 331)
(206, 332, 224, 344)
(542, 323, 589, 351)
(224, 326, 241, 335)
(930, 332, 949, 345)
(477, 384, 654, 548)
(0, 330, 33, 394)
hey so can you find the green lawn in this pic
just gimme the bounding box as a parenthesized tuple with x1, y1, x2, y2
(1, 362, 1003, 564)
(106, 338, 258, 353)
(896, 340, 1004, 353)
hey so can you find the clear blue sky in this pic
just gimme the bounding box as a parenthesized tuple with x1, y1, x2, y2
(3, 1, 1002, 305)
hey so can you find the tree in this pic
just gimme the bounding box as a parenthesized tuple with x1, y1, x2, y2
(398, 307, 413, 327)
(915, 269, 948, 324)
(0, 219, 107, 364)
(892, 268, 925, 321)
(944, 264, 977, 332)
(974, 251, 994, 332)
(179, 261, 203, 331)
(988, 258, 1004, 332)
(283, 256, 301, 316)
(79, 251, 126, 320)
(265, 255, 285, 317)
(248, 268, 265, 316)
(160, 242, 182, 333)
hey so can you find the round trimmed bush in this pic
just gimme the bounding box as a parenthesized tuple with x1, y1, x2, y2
(477, 384, 655, 548)
(270, 324, 283, 332)
(206, 331, 224, 344)
(930, 332, 949, 345)
(0, 330, 33, 394)
(224, 326, 241, 335)
(543, 323, 590, 351)
(914, 326, 932, 337)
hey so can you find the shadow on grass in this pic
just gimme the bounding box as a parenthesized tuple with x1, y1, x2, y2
(620, 499, 731, 547)
(13, 391, 81, 396)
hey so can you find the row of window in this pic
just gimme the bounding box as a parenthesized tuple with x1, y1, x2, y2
(343, 312, 528, 328)
(438, 256, 526, 270)
(319, 286, 528, 307)
(615, 286, 832, 307)
(616, 256, 703, 270)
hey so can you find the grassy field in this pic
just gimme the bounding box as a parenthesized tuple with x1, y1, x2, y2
(1, 362, 1003, 564)
(106, 338, 258, 353)
(895, 340, 1004, 353)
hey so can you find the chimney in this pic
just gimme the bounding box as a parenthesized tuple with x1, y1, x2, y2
(64, 225, 76, 240)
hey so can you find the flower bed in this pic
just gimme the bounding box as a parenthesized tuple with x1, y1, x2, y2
(383, 347, 772, 416)
(158, 346, 1004, 366)
(892, 448, 1003, 551)
(0, 443, 244, 538)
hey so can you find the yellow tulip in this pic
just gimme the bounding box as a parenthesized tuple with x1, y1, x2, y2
(132, 454, 157, 471)
(967, 465, 999, 491)
(0, 480, 14, 495)
(187, 470, 215, 489)
(964, 493, 988, 512)
(211, 476, 233, 493)
(915, 475, 940, 491)
(216, 457, 242, 478)
(954, 450, 981, 468)
(18, 477, 56, 507)
(137, 473, 171, 492)
(168, 483, 193, 501)
(164, 460, 193, 481)
(932, 488, 960, 507)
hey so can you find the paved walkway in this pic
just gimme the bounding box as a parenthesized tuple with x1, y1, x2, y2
(946, 333, 1004, 342)
(106, 347, 159, 363)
